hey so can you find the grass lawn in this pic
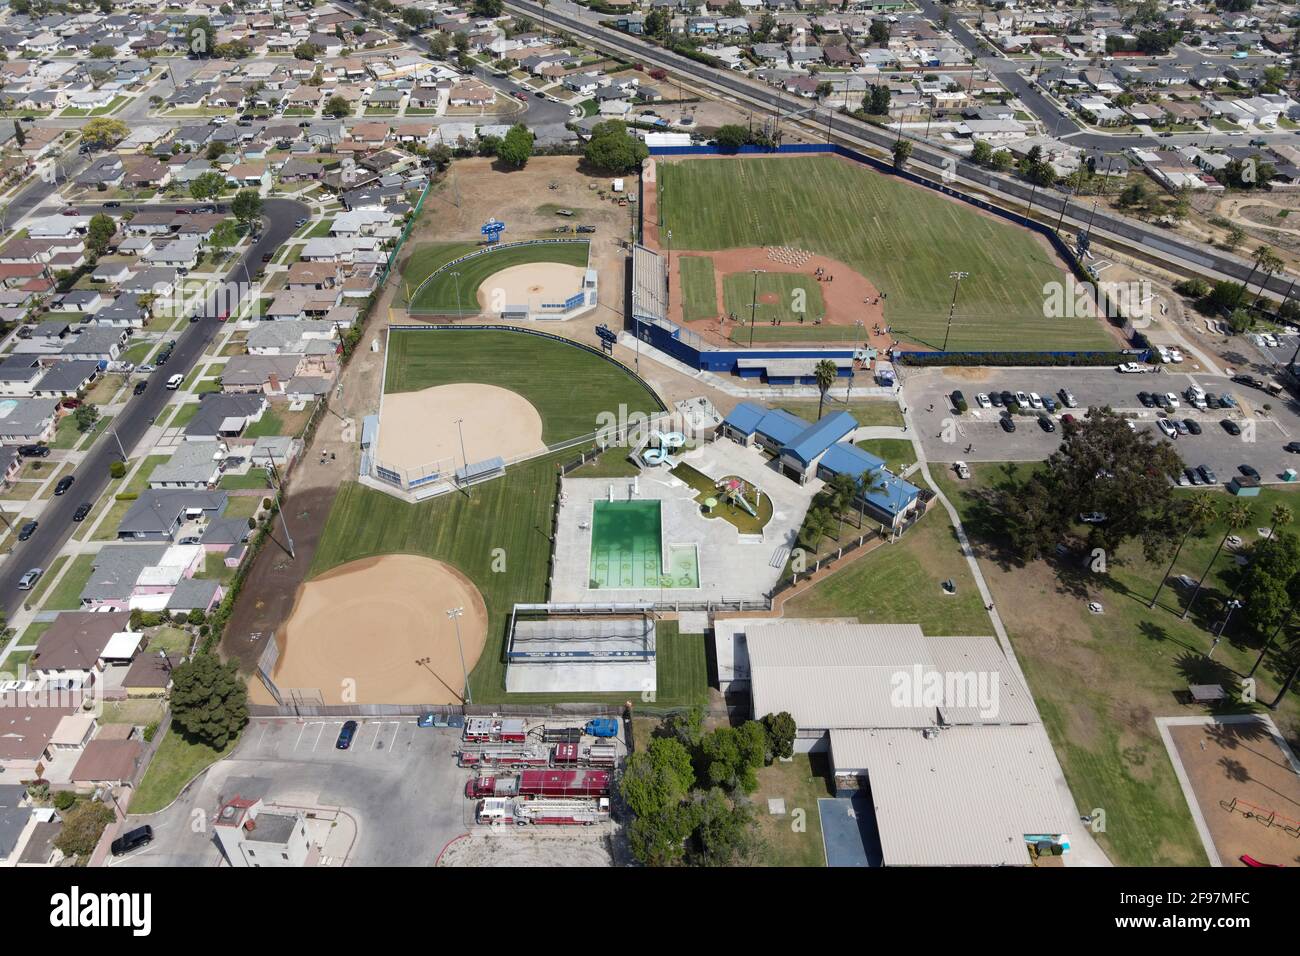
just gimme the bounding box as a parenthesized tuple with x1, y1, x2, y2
(678, 255, 717, 322)
(130, 726, 238, 815)
(51, 415, 93, 450)
(406, 241, 590, 313)
(929, 465, 1300, 866)
(121, 341, 153, 366)
(670, 461, 772, 533)
(722, 271, 826, 327)
(19, 621, 52, 645)
(2, 649, 32, 675)
(856, 437, 917, 474)
(568, 445, 641, 478)
(148, 626, 194, 655)
(194, 551, 237, 584)
(784, 504, 995, 636)
(657, 155, 1111, 351)
(384, 329, 665, 444)
(168, 403, 199, 429)
(21, 555, 67, 610)
(76, 414, 112, 452)
(101, 698, 166, 725)
(86, 374, 126, 405)
(754, 753, 833, 866)
(92, 455, 169, 542)
(220, 468, 269, 491)
(222, 495, 263, 520)
(774, 399, 904, 429)
(44, 552, 96, 611)
(242, 403, 315, 439)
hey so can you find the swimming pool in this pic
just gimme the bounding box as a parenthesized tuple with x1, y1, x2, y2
(589, 501, 700, 589)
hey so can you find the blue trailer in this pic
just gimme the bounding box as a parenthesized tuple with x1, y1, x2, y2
(584, 718, 619, 738)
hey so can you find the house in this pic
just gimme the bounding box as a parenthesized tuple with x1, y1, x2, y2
(79, 545, 168, 610)
(214, 796, 314, 867)
(149, 441, 225, 490)
(121, 653, 180, 697)
(116, 489, 229, 542)
(0, 398, 58, 444)
(90, 292, 148, 328)
(246, 320, 337, 355)
(30, 611, 133, 685)
(0, 704, 77, 780)
(0, 356, 47, 397)
(70, 739, 144, 790)
(32, 360, 99, 399)
(220, 355, 303, 395)
(59, 328, 127, 362)
(184, 394, 268, 442)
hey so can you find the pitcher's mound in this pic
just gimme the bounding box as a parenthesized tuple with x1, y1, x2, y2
(258, 555, 488, 705)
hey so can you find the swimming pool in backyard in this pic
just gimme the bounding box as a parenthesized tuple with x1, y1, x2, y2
(589, 500, 700, 589)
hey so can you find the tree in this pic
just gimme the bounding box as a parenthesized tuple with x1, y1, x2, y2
(294, 41, 323, 61)
(188, 16, 215, 57)
(999, 406, 1184, 563)
(970, 139, 993, 165)
(1224, 224, 1245, 250)
(89, 43, 117, 60)
(869, 20, 891, 46)
(497, 123, 534, 168)
(1246, 245, 1284, 308)
(715, 124, 749, 151)
(583, 120, 648, 173)
(473, 0, 503, 15)
(892, 139, 912, 171)
(620, 737, 695, 818)
(762, 711, 796, 760)
(686, 788, 760, 866)
(208, 219, 239, 261)
(54, 800, 114, 859)
(627, 800, 693, 866)
(85, 213, 116, 259)
(231, 189, 263, 229)
(862, 84, 890, 117)
(323, 94, 350, 118)
(1149, 494, 1218, 610)
(109, 460, 126, 479)
(1184, 501, 1253, 619)
(1240, 532, 1300, 638)
(813, 359, 837, 419)
(170, 655, 248, 749)
(73, 404, 100, 433)
(189, 171, 226, 201)
(699, 721, 767, 793)
(81, 117, 129, 148)
(989, 149, 1013, 172)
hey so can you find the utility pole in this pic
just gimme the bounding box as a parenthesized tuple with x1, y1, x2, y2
(265, 454, 295, 559)
(110, 430, 127, 461)
(943, 272, 970, 353)
(447, 606, 471, 705)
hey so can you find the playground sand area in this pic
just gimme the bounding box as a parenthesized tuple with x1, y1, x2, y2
(253, 554, 488, 706)
(377, 382, 545, 475)
(476, 262, 588, 313)
(1167, 717, 1300, 867)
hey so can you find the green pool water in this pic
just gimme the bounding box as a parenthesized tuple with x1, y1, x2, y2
(589, 500, 700, 589)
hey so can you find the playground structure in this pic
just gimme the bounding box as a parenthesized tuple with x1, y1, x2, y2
(1220, 797, 1300, 837)
(638, 429, 687, 468)
(715, 475, 760, 518)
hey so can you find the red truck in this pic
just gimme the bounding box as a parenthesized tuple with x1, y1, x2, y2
(463, 717, 527, 743)
(476, 797, 610, 826)
(553, 742, 619, 767)
(457, 744, 549, 768)
(466, 769, 611, 799)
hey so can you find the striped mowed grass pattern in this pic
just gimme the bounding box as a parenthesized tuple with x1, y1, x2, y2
(657, 156, 1115, 352)
(384, 329, 664, 445)
(678, 255, 718, 322)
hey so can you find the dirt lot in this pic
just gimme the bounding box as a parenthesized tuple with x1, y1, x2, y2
(1168, 717, 1300, 867)
(436, 824, 628, 866)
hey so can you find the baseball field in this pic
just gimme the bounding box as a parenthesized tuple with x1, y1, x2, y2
(403, 240, 590, 314)
(656, 155, 1116, 352)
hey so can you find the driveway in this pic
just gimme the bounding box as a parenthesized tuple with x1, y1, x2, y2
(112, 718, 468, 867)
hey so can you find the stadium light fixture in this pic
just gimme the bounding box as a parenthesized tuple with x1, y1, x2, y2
(942, 272, 970, 353)
(447, 606, 470, 704)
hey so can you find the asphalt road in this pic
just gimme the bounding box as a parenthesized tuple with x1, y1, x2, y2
(0, 196, 308, 620)
(509, 0, 1298, 300)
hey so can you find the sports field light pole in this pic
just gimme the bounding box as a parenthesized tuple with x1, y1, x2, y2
(454, 416, 470, 497)
(447, 606, 471, 705)
(747, 268, 764, 348)
(942, 271, 970, 353)
(450, 270, 462, 317)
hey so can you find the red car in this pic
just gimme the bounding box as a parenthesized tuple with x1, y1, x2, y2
(514, 92, 528, 101)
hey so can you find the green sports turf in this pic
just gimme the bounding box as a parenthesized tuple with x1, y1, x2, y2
(657, 155, 1114, 352)
(678, 255, 717, 322)
(384, 328, 665, 445)
(406, 241, 590, 314)
(722, 271, 826, 327)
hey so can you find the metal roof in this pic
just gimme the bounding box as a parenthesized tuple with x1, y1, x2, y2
(830, 726, 1074, 866)
(783, 411, 857, 466)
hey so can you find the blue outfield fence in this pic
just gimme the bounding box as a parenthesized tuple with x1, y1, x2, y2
(641, 143, 1142, 367)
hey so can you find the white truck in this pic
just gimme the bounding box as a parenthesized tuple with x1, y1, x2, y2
(475, 796, 611, 827)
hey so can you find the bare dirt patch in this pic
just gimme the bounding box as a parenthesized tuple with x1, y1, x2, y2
(377, 383, 544, 474)
(437, 825, 623, 866)
(476, 261, 588, 312)
(255, 554, 488, 705)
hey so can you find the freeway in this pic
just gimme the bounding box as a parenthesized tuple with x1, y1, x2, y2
(505, 0, 1297, 300)
(0, 197, 308, 620)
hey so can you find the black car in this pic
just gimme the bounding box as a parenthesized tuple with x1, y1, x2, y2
(1240, 464, 1261, 480)
(103, 201, 120, 208)
(988, 391, 1004, 407)
(156, 350, 171, 367)
(17, 520, 37, 541)
(17, 444, 49, 458)
(1198, 464, 1217, 484)
(1206, 393, 1222, 409)
(1000, 416, 1017, 433)
(336, 719, 358, 750)
(1233, 374, 1265, 389)
(1184, 419, 1202, 435)
(951, 389, 966, 410)
(71, 502, 92, 522)
(1038, 414, 1056, 432)
(133, 380, 148, 395)
(53, 475, 74, 496)
(999, 390, 1015, 408)
(110, 825, 153, 857)
(1222, 419, 1242, 436)
(1137, 391, 1156, 407)
(1287, 441, 1300, 453)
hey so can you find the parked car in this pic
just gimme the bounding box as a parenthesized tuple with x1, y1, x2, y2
(336, 720, 358, 750)
(1000, 415, 1017, 433)
(1038, 414, 1056, 432)
(951, 389, 966, 410)
(576, 225, 597, 234)
(1042, 396, 1057, 413)
(1162, 392, 1180, 409)
(1138, 392, 1156, 407)
(954, 461, 971, 479)
(1198, 464, 1217, 484)
(72, 502, 92, 522)
(999, 390, 1015, 408)
(1287, 441, 1300, 453)
(1157, 418, 1178, 439)
(988, 391, 1004, 407)
(110, 826, 153, 857)
(133, 380, 148, 396)
(1028, 392, 1044, 409)
(53, 475, 74, 496)
(17, 444, 49, 458)
(975, 392, 991, 409)
(1080, 512, 1107, 524)
(1059, 388, 1078, 408)
(1233, 374, 1265, 389)
(17, 520, 37, 541)
(1184, 419, 1202, 435)
(1185, 466, 1203, 486)
(1014, 390, 1030, 407)
(17, 567, 42, 590)
(1222, 419, 1242, 436)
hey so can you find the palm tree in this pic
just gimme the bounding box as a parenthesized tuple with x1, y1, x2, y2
(1151, 494, 1217, 610)
(1183, 501, 1252, 620)
(1238, 244, 1281, 308)
(1268, 503, 1293, 540)
(1248, 582, 1299, 679)
(826, 472, 858, 541)
(1268, 654, 1300, 709)
(813, 359, 837, 420)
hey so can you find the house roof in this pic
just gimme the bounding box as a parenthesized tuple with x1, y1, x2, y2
(33, 611, 131, 671)
(118, 489, 227, 536)
(70, 739, 143, 783)
(783, 410, 857, 466)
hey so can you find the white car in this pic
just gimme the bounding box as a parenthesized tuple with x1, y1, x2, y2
(1079, 512, 1108, 524)
(1169, 348, 1184, 363)
(1157, 346, 1172, 363)
(1116, 362, 1147, 373)
(1157, 418, 1179, 439)
(1163, 392, 1180, 409)
(1126, 420, 1138, 432)
(1028, 392, 1044, 409)
(975, 393, 991, 409)
(954, 461, 971, 479)
(1015, 390, 1030, 407)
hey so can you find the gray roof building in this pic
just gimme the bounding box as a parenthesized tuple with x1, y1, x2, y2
(148, 441, 224, 489)
(81, 544, 168, 605)
(165, 576, 221, 613)
(117, 489, 228, 540)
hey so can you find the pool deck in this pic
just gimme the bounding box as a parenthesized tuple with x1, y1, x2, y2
(551, 440, 817, 605)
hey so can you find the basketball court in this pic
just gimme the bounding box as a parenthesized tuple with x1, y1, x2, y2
(253, 554, 488, 705)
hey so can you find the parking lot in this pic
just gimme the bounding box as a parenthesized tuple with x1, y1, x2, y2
(903, 366, 1300, 484)
(112, 718, 468, 867)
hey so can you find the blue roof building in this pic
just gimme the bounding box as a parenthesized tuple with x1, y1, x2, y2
(782, 411, 857, 467)
(816, 442, 921, 526)
(721, 402, 809, 451)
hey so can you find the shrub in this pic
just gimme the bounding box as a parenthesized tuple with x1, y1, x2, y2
(52, 789, 77, 811)
(109, 460, 126, 479)
(143, 721, 159, 743)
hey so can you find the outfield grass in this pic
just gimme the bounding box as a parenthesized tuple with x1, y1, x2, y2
(678, 255, 717, 322)
(405, 241, 590, 313)
(722, 271, 826, 327)
(929, 466, 1300, 866)
(384, 329, 664, 444)
(657, 155, 1111, 351)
